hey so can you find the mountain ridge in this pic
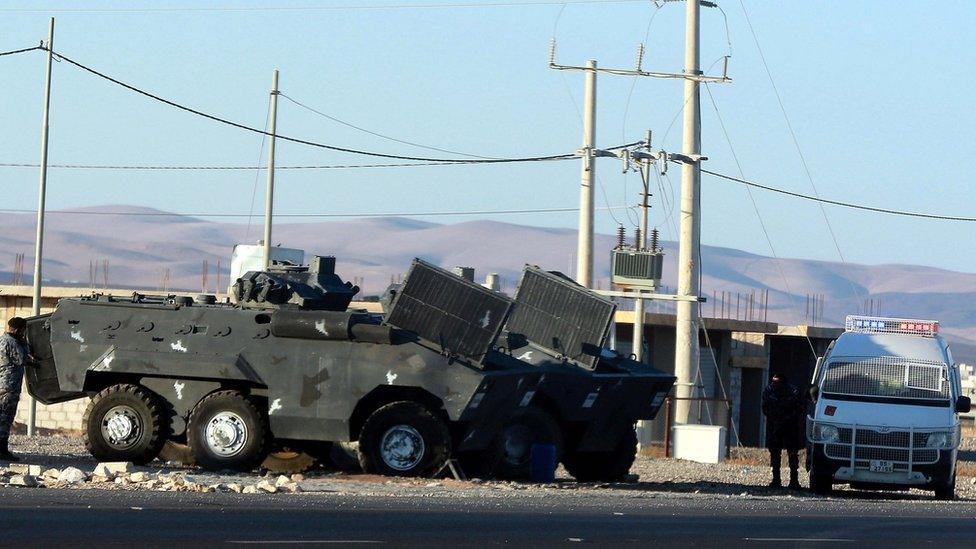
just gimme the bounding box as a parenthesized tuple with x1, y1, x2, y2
(2, 205, 974, 355)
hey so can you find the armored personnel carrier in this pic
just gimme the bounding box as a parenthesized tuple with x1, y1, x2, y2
(25, 255, 674, 480)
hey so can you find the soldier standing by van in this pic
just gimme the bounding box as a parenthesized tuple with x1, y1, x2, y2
(0, 317, 30, 462)
(761, 372, 805, 489)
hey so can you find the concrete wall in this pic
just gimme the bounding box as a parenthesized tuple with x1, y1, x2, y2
(730, 331, 771, 446)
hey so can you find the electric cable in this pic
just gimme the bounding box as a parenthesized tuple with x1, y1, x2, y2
(619, 0, 665, 225)
(1, 1, 649, 13)
(736, 0, 865, 308)
(50, 48, 619, 164)
(549, 2, 631, 226)
(703, 83, 819, 360)
(0, 45, 42, 57)
(243, 102, 271, 242)
(698, 166, 976, 223)
(0, 161, 470, 170)
(279, 92, 495, 160)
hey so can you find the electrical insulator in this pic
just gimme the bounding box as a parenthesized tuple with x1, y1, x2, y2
(634, 228, 642, 250)
(616, 224, 626, 249)
(650, 228, 660, 252)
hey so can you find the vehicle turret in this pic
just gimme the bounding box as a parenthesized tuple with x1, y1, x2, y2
(231, 255, 360, 311)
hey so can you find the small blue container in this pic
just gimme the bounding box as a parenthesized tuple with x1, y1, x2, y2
(529, 443, 557, 483)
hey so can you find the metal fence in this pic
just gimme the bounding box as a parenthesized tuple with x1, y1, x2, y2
(822, 356, 949, 400)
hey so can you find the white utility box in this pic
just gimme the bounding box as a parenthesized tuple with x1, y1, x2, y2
(671, 424, 726, 464)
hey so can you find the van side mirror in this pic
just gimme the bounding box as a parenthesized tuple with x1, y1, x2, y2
(956, 396, 971, 414)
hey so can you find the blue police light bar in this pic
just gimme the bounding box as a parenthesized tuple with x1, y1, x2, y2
(845, 315, 940, 337)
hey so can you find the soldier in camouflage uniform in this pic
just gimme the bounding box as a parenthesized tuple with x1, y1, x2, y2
(761, 372, 805, 489)
(0, 317, 30, 462)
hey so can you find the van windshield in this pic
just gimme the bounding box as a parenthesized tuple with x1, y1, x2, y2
(822, 356, 951, 402)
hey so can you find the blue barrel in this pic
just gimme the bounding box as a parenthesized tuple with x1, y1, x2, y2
(529, 443, 557, 483)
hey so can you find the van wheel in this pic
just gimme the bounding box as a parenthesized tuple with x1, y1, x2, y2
(357, 401, 450, 477)
(494, 407, 563, 480)
(188, 391, 268, 472)
(809, 468, 832, 496)
(83, 384, 168, 464)
(934, 475, 956, 500)
(563, 424, 638, 482)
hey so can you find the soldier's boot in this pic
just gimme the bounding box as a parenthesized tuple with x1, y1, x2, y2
(788, 469, 801, 490)
(0, 440, 19, 462)
(768, 449, 782, 488)
(787, 450, 801, 490)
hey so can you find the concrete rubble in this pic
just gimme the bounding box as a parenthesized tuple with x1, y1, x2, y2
(57, 467, 88, 484)
(8, 474, 39, 487)
(0, 461, 312, 495)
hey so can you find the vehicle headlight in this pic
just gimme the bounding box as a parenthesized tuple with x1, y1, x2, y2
(926, 432, 950, 448)
(814, 424, 839, 443)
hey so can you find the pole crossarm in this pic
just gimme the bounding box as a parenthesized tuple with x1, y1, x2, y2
(549, 62, 731, 84)
(593, 289, 705, 303)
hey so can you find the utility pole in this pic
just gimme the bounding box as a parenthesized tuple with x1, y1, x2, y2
(576, 59, 597, 288)
(673, 0, 703, 425)
(549, 21, 727, 295)
(262, 69, 279, 270)
(28, 17, 55, 437)
(549, 5, 728, 423)
(632, 130, 653, 363)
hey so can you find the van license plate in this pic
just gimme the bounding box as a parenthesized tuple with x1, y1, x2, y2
(869, 460, 893, 473)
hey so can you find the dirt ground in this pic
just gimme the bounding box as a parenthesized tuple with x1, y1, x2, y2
(4, 434, 976, 502)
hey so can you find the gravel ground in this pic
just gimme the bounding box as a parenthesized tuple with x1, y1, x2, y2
(5, 434, 976, 502)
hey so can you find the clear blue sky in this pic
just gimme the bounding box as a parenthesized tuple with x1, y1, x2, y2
(1, 1, 974, 272)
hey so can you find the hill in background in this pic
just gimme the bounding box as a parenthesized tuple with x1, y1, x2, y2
(2, 205, 975, 360)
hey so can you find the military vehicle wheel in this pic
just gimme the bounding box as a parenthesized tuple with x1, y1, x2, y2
(188, 391, 268, 472)
(357, 401, 450, 477)
(456, 445, 504, 480)
(562, 424, 638, 482)
(261, 448, 318, 474)
(494, 407, 563, 480)
(83, 384, 168, 465)
(327, 441, 363, 473)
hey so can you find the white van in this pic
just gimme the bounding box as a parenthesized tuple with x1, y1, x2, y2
(807, 316, 971, 499)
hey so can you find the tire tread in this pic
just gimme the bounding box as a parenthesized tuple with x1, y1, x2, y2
(82, 383, 167, 464)
(187, 390, 268, 472)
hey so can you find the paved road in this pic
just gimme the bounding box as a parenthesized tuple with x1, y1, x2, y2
(2, 487, 976, 547)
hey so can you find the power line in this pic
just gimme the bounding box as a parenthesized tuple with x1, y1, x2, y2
(0, 1, 646, 13)
(0, 45, 41, 57)
(279, 93, 494, 159)
(736, 0, 864, 307)
(50, 48, 586, 164)
(0, 205, 629, 219)
(699, 167, 976, 223)
(703, 83, 819, 358)
(244, 100, 272, 243)
(0, 161, 472, 170)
